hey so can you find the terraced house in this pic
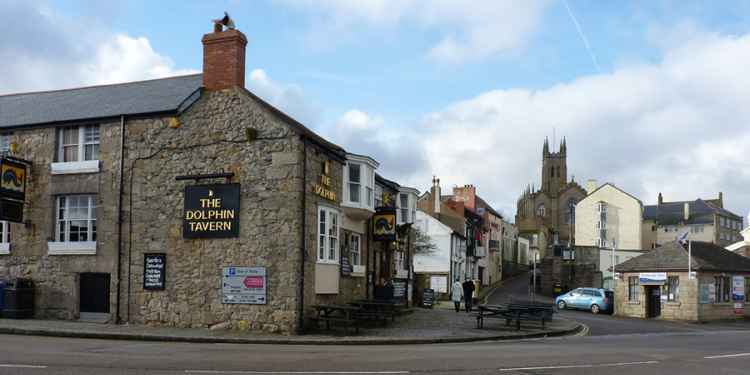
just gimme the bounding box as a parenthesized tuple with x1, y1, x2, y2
(0, 21, 417, 334)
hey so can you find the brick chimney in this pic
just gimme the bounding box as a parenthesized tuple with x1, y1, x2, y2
(202, 28, 247, 90)
(453, 184, 477, 211)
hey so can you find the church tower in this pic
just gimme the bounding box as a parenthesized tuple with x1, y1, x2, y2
(542, 137, 567, 197)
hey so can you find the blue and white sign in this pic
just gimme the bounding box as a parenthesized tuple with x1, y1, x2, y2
(732, 276, 745, 302)
(639, 272, 667, 285)
(222, 267, 267, 304)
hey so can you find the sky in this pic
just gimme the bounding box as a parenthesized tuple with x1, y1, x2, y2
(2, 0, 749, 223)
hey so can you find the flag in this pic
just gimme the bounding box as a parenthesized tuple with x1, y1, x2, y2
(676, 231, 689, 245)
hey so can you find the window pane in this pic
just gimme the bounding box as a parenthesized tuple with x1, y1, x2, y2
(348, 164, 360, 183)
(0, 135, 9, 153)
(63, 127, 79, 145)
(84, 144, 100, 161)
(84, 126, 100, 143)
(349, 183, 360, 203)
(63, 145, 79, 162)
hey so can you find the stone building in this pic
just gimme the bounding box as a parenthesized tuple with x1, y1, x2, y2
(614, 241, 750, 321)
(0, 21, 415, 334)
(726, 214, 750, 258)
(642, 193, 743, 249)
(516, 138, 587, 257)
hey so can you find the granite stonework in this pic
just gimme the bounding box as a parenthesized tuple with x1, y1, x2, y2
(0, 87, 361, 335)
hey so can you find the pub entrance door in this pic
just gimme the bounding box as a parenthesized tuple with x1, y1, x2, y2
(80, 273, 110, 314)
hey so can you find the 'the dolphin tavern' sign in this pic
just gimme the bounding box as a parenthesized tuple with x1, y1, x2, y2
(183, 183, 240, 238)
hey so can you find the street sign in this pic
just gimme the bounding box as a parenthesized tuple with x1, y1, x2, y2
(222, 267, 267, 304)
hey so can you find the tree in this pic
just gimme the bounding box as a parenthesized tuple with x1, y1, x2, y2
(414, 226, 437, 255)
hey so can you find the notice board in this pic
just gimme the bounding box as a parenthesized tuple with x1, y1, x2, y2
(222, 267, 267, 304)
(143, 254, 166, 291)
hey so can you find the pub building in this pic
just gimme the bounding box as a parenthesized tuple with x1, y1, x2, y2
(0, 17, 418, 334)
(614, 241, 750, 321)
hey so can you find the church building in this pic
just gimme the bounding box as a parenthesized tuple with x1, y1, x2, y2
(515, 138, 587, 258)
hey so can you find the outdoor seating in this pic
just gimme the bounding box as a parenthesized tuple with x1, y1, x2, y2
(310, 304, 363, 334)
(475, 301, 554, 331)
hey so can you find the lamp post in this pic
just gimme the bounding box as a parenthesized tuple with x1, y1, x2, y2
(611, 238, 617, 289)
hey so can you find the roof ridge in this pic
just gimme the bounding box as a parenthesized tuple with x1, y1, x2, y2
(0, 73, 202, 98)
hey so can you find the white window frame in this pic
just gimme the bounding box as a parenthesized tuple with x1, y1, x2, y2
(398, 193, 409, 224)
(51, 125, 100, 175)
(350, 233, 362, 266)
(48, 195, 97, 255)
(347, 163, 362, 204)
(0, 134, 10, 154)
(317, 205, 340, 264)
(0, 221, 10, 254)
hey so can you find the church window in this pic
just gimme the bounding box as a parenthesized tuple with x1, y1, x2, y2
(536, 204, 546, 217)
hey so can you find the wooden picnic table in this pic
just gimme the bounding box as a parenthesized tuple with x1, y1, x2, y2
(348, 300, 402, 323)
(475, 302, 554, 331)
(310, 304, 363, 334)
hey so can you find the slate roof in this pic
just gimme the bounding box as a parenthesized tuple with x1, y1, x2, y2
(0, 74, 203, 128)
(475, 195, 503, 219)
(0, 74, 347, 158)
(375, 173, 400, 191)
(616, 241, 750, 273)
(643, 199, 740, 225)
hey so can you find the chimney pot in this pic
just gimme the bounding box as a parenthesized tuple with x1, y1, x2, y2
(658, 192, 663, 205)
(684, 202, 690, 221)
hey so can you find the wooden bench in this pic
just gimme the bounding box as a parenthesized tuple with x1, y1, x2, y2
(476, 302, 554, 331)
(310, 304, 362, 334)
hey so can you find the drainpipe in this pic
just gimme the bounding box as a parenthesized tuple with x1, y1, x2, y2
(115, 115, 125, 324)
(297, 136, 307, 334)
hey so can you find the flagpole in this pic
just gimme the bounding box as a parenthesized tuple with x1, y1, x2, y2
(688, 239, 692, 278)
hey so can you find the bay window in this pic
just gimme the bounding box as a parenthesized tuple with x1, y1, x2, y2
(348, 163, 361, 203)
(317, 206, 340, 263)
(0, 221, 9, 254)
(343, 154, 378, 212)
(397, 187, 419, 224)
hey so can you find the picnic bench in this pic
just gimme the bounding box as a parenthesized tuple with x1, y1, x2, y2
(348, 299, 406, 324)
(475, 301, 554, 331)
(310, 304, 363, 334)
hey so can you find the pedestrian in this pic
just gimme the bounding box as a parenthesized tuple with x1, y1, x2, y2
(451, 278, 462, 313)
(462, 278, 475, 312)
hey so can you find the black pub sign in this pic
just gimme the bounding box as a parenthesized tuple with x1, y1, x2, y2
(183, 183, 240, 238)
(143, 253, 166, 290)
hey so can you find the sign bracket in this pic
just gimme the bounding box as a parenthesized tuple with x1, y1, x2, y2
(175, 172, 234, 182)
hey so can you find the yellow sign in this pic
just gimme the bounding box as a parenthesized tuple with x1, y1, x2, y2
(312, 160, 337, 202)
(0, 159, 26, 201)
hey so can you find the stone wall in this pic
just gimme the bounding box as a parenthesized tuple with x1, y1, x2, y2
(0, 120, 121, 321)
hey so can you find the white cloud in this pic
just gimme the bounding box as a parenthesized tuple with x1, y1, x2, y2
(0, 1, 196, 95)
(248, 69, 321, 127)
(278, 0, 550, 64)
(412, 30, 750, 218)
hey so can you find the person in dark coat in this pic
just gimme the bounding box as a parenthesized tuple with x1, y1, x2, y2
(462, 279, 475, 312)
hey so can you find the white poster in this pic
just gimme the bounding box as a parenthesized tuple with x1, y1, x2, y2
(430, 275, 448, 293)
(732, 276, 745, 301)
(222, 267, 267, 304)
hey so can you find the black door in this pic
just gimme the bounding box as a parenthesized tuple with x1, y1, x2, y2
(647, 286, 661, 318)
(80, 273, 110, 313)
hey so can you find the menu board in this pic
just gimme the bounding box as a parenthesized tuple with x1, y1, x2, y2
(422, 288, 435, 308)
(393, 280, 406, 298)
(143, 254, 166, 291)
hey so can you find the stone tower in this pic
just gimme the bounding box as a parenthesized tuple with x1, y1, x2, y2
(541, 137, 567, 197)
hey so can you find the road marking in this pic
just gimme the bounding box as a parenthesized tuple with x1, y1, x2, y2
(185, 371, 409, 374)
(704, 352, 750, 359)
(0, 364, 48, 369)
(498, 360, 659, 371)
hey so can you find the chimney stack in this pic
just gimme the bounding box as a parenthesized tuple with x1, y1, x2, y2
(718, 192, 724, 208)
(585, 179, 597, 195)
(658, 192, 663, 205)
(432, 177, 441, 215)
(684, 202, 690, 222)
(202, 21, 247, 90)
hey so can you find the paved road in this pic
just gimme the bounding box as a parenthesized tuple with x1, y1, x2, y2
(487, 272, 750, 336)
(0, 330, 749, 374)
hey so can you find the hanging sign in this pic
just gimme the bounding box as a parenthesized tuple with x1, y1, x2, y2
(0, 198, 23, 223)
(143, 254, 166, 291)
(372, 208, 396, 241)
(0, 158, 26, 201)
(183, 183, 240, 238)
(222, 267, 267, 304)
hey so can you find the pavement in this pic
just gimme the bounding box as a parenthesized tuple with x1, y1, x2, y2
(0, 303, 581, 345)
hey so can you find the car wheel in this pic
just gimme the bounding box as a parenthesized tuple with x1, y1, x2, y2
(590, 304, 600, 314)
(557, 301, 566, 310)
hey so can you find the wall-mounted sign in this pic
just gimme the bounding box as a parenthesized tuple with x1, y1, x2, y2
(222, 267, 267, 304)
(0, 198, 23, 223)
(393, 280, 406, 298)
(183, 183, 240, 238)
(340, 256, 352, 276)
(732, 276, 745, 301)
(639, 272, 667, 285)
(372, 208, 396, 241)
(312, 161, 337, 202)
(143, 254, 166, 290)
(0, 158, 26, 201)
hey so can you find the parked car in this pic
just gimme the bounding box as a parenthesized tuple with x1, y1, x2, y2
(555, 287, 612, 314)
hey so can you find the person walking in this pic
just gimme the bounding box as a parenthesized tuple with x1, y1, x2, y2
(451, 278, 463, 312)
(462, 278, 475, 312)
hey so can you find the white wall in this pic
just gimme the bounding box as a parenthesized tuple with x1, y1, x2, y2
(575, 183, 643, 250)
(414, 211, 452, 274)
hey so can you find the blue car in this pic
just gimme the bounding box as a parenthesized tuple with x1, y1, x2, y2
(555, 288, 612, 314)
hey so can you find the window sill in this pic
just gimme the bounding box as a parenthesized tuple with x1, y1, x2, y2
(0, 243, 9, 255)
(316, 260, 339, 266)
(50, 160, 100, 175)
(665, 301, 681, 306)
(627, 301, 641, 305)
(48, 241, 96, 255)
(352, 265, 366, 274)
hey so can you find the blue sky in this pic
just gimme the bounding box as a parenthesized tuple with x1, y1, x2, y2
(2, 0, 750, 222)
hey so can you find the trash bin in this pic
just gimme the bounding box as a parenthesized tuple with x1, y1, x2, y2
(3, 278, 34, 319)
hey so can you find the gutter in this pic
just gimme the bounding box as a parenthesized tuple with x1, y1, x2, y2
(116, 114, 125, 323)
